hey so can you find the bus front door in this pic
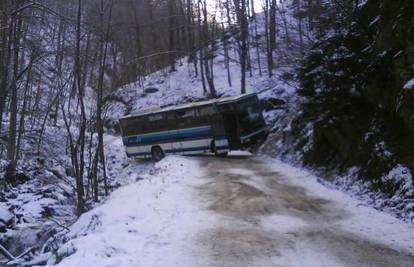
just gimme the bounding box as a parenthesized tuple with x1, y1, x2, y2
(222, 113, 240, 148)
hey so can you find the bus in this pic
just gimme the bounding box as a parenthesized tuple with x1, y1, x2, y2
(119, 93, 269, 161)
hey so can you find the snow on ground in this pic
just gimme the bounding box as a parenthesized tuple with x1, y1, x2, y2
(48, 156, 213, 267)
(104, 134, 153, 188)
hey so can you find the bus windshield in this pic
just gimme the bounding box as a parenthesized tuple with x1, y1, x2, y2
(238, 98, 263, 132)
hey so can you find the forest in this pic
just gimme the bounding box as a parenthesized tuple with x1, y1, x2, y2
(0, 0, 413, 266)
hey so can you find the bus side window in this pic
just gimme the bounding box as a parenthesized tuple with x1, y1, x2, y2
(166, 112, 176, 124)
(151, 114, 166, 131)
(176, 109, 194, 119)
(127, 136, 138, 145)
(148, 114, 163, 122)
(196, 106, 212, 123)
(125, 119, 137, 136)
(175, 109, 194, 126)
(199, 106, 214, 117)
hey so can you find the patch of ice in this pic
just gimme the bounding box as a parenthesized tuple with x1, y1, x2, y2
(225, 168, 256, 176)
(261, 214, 308, 233)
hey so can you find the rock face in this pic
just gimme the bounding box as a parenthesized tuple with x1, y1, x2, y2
(298, 0, 414, 172)
(279, 0, 414, 217)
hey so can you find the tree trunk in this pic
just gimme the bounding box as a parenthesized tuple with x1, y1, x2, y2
(197, 0, 207, 94)
(6, 10, 23, 183)
(0, 5, 14, 133)
(186, 0, 198, 76)
(222, 23, 232, 87)
(263, 0, 273, 77)
(202, 0, 216, 97)
(168, 0, 177, 72)
(253, 10, 262, 76)
(15, 61, 32, 163)
(74, 0, 85, 214)
(269, 0, 277, 50)
(233, 0, 248, 94)
(96, 0, 114, 198)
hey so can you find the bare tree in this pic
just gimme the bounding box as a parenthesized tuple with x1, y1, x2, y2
(263, 0, 273, 77)
(202, 0, 217, 97)
(95, 0, 114, 199)
(6, 1, 24, 182)
(233, 0, 249, 94)
(252, 6, 262, 76)
(186, 0, 198, 76)
(73, 0, 86, 213)
(197, 0, 207, 94)
(269, 0, 277, 50)
(169, 0, 177, 71)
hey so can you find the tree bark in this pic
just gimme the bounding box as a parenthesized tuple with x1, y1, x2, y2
(6, 8, 23, 182)
(74, 0, 85, 214)
(0, 4, 14, 133)
(233, 0, 248, 94)
(269, 0, 277, 50)
(197, 0, 207, 94)
(168, 0, 177, 72)
(96, 0, 114, 198)
(263, 0, 273, 77)
(202, 0, 216, 97)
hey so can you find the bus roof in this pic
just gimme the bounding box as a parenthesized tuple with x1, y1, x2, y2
(120, 92, 257, 120)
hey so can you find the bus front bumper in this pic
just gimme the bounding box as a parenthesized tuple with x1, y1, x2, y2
(240, 125, 270, 147)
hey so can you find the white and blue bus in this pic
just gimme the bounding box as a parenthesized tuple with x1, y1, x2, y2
(119, 93, 268, 161)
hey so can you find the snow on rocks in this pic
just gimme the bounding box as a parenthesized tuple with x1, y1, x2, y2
(403, 78, 414, 89)
(104, 134, 154, 188)
(323, 163, 414, 223)
(0, 205, 13, 230)
(382, 165, 413, 190)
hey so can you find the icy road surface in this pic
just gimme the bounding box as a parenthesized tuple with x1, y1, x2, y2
(53, 154, 414, 267)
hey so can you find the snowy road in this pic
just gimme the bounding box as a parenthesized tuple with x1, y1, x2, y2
(197, 155, 414, 267)
(53, 154, 414, 267)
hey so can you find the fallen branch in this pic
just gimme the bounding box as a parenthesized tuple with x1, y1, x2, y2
(0, 243, 37, 264)
(46, 217, 70, 231)
(0, 244, 16, 261)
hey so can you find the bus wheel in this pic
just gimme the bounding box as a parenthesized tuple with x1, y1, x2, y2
(210, 141, 218, 155)
(211, 141, 228, 157)
(151, 146, 164, 161)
